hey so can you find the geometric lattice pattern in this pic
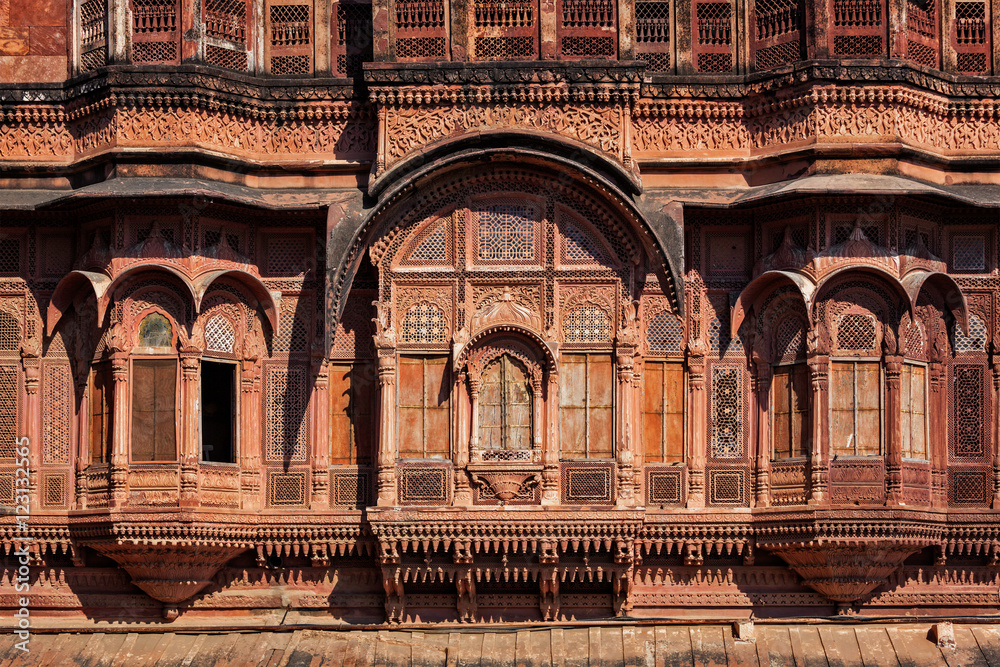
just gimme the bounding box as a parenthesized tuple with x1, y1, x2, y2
(475, 0, 534, 27)
(399, 466, 449, 504)
(42, 365, 71, 465)
(477, 204, 535, 262)
(709, 468, 746, 506)
(265, 366, 308, 461)
(562, 306, 611, 343)
(274, 310, 309, 353)
(756, 39, 800, 69)
(636, 0, 669, 42)
(952, 235, 986, 272)
(564, 224, 606, 264)
(954, 314, 987, 353)
(711, 365, 742, 458)
(775, 316, 805, 361)
(265, 236, 308, 275)
(563, 464, 614, 504)
(80, 0, 107, 71)
(267, 471, 306, 506)
(949, 469, 991, 506)
(561, 36, 615, 57)
(0, 311, 19, 350)
(408, 222, 448, 262)
(272, 54, 310, 74)
(0, 239, 19, 274)
(476, 36, 535, 59)
(836, 313, 877, 353)
(133, 40, 178, 64)
(331, 470, 370, 507)
(397, 37, 448, 59)
(134, 0, 177, 33)
(953, 364, 986, 458)
(205, 315, 236, 353)
(646, 311, 684, 354)
(400, 303, 447, 343)
(42, 473, 65, 508)
(0, 366, 18, 460)
(646, 468, 683, 505)
(205, 44, 249, 71)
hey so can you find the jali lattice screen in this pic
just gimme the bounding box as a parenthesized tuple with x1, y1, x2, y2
(131, 0, 181, 64)
(751, 0, 802, 70)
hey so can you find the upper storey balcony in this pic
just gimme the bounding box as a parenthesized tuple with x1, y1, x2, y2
(56, 0, 995, 83)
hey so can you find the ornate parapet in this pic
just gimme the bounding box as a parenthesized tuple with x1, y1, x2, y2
(364, 61, 642, 179)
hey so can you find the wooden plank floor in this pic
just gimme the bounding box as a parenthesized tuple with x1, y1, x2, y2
(0, 623, 996, 666)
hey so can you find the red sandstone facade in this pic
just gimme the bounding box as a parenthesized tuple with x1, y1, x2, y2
(1, 0, 1000, 625)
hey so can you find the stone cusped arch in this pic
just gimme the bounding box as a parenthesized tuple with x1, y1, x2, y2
(455, 324, 557, 379)
(327, 141, 685, 353)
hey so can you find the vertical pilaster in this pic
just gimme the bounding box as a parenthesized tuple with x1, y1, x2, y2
(311, 358, 330, 508)
(373, 0, 393, 59)
(686, 347, 706, 509)
(240, 358, 263, 509)
(540, 0, 557, 58)
(942, 0, 957, 71)
(992, 364, 1000, 508)
(887, 0, 905, 58)
(753, 362, 772, 508)
(75, 377, 89, 508)
(616, 349, 636, 507)
(929, 361, 947, 507)
(109, 347, 130, 508)
(453, 371, 472, 505)
(618, 0, 634, 59)
(675, 0, 694, 73)
(314, 0, 332, 74)
(542, 373, 559, 505)
(806, 0, 830, 59)
(884, 355, 903, 505)
(807, 356, 829, 504)
(450, 0, 472, 59)
(20, 345, 40, 510)
(376, 350, 398, 506)
(179, 354, 200, 508)
(110, 0, 133, 63)
(181, 0, 200, 61)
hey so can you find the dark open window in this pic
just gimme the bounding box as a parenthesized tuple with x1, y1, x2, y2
(772, 363, 810, 459)
(131, 359, 177, 461)
(330, 361, 375, 465)
(201, 360, 236, 463)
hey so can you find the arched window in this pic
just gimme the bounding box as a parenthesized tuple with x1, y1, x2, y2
(132, 312, 177, 462)
(830, 309, 881, 457)
(771, 315, 809, 460)
(479, 354, 532, 451)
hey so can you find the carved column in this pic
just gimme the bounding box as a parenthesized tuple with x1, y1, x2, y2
(20, 343, 40, 509)
(928, 361, 947, 507)
(453, 371, 472, 506)
(686, 347, 707, 509)
(540, 0, 557, 59)
(805, 0, 830, 59)
(884, 355, 904, 505)
(542, 373, 559, 505)
(753, 360, 772, 508)
(617, 0, 634, 59)
(311, 358, 330, 508)
(615, 349, 636, 507)
(887, 0, 906, 58)
(109, 349, 130, 508)
(109, 0, 132, 64)
(240, 359, 263, 509)
(178, 353, 200, 508)
(538, 541, 560, 620)
(674, 0, 694, 73)
(807, 356, 829, 504)
(376, 350, 398, 506)
(468, 376, 481, 452)
(75, 376, 89, 509)
(993, 364, 1000, 508)
(942, 0, 957, 72)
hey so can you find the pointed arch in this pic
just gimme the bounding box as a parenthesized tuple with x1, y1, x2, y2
(731, 270, 816, 338)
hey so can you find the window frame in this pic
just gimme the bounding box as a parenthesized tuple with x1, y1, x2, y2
(900, 360, 929, 462)
(396, 354, 452, 460)
(89, 361, 112, 465)
(770, 360, 810, 461)
(129, 355, 180, 463)
(478, 353, 533, 452)
(829, 357, 883, 458)
(559, 352, 615, 460)
(329, 360, 376, 465)
(200, 357, 239, 465)
(641, 359, 685, 464)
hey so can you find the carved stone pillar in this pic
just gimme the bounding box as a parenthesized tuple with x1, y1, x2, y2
(753, 361, 772, 508)
(468, 376, 481, 452)
(109, 0, 132, 64)
(75, 376, 89, 509)
(20, 343, 40, 509)
(179, 353, 200, 508)
(928, 361, 947, 507)
(615, 349, 636, 507)
(686, 349, 706, 509)
(993, 364, 1000, 508)
(376, 350, 398, 506)
(942, 0, 957, 72)
(540, 0, 557, 58)
(311, 358, 330, 508)
(109, 349, 130, 508)
(887, 0, 906, 58)
(538, 541, 559, 620)
(884, 355, 904, 505)
(541, 373, 560, 505)
(239, 359, 262, 509)
(807, 356, 829, 504)
(805, 0, 830, 59)
(674, 0, 694, 73)
(453, 371, 473, 506)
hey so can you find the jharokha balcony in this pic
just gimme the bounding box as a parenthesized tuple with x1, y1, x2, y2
(2, 0, 1000, 636)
